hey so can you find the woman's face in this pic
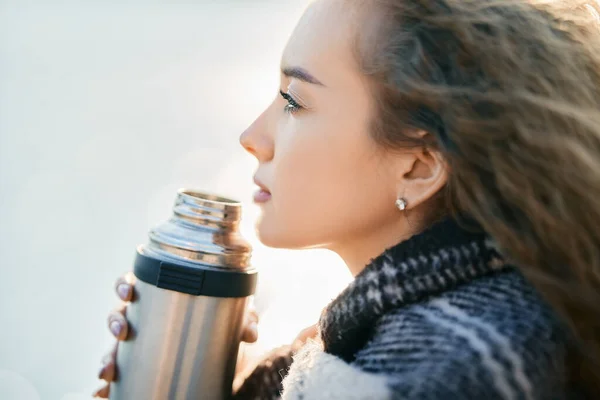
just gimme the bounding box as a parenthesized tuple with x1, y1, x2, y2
(240, 0, 410, 252)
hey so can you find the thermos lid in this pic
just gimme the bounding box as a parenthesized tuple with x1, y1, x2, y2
(134, 189, 257, 297)
(133, 250, 257, 297)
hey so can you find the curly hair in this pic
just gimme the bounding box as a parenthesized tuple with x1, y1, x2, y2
(356, 0, 600, 392)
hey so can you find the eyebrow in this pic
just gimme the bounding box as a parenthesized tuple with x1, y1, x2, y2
(281, 66, 325, 86)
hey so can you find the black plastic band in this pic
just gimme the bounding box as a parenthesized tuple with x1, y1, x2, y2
(133, 251, 257, 298)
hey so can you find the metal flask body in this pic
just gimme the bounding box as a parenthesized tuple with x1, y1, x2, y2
(110, 190, 257, 400)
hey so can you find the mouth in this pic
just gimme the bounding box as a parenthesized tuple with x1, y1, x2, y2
(253, 177, 272, 204)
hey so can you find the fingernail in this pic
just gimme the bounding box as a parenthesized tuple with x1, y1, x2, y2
(110, 320, 121, 337)
(117, 283, 130, 299)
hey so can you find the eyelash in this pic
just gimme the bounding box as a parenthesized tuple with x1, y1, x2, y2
(279, 90, 303, 114)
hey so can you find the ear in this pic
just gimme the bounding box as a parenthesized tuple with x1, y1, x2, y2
(394, 147, 448, 210)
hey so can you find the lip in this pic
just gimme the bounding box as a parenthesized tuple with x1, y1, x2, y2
(253, 177, 271, 193)
(253, 176, 272, 204)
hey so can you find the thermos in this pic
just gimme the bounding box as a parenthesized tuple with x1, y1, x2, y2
(110, 189, 258, 400)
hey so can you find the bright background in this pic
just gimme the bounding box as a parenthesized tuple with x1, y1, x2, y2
(0, 1, 350, 398)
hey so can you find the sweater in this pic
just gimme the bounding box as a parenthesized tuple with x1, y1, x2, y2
(233, 218, 574, 400)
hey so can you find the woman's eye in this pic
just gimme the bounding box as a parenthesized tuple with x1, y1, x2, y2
(279, 90, 302, 114)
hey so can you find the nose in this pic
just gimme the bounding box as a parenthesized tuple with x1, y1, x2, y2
(239, 110, 274, 163)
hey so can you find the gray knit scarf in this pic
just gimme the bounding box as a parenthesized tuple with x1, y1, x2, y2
(234, 218, 577, 399)
(319, 217, 507, 363)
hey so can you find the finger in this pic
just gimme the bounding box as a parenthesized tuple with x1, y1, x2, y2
(107, 306, 129, 341)
(98, 359, 115, 382)
(291, 339, 303, 353)
(241, 320, 258, 343)
(292, 325, 319, 352)
(114, 273, 135, 302)
(294, 324, 319, 344)
(99, 342, 118, 382)
(247, 308, 259, 324)
(100, 341, 118, 367)
(240, 308, 259, 343)
(92, 384, 110, 398)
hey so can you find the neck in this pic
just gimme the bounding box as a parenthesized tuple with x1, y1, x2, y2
(331, 215, 425, 277)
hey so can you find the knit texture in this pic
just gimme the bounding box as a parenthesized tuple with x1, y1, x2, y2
(232, 345, 294, 400)
(234, 218, 575, 399)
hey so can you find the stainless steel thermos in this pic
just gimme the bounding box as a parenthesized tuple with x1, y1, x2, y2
(109, 189, 258, 400)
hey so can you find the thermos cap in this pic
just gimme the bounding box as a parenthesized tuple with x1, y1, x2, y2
(134, 189, 257, 297)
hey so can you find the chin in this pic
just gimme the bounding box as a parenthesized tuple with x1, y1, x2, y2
(255, 215, 332, 250)
(255, 219, 290, 249)
(254, 216, 305, 249)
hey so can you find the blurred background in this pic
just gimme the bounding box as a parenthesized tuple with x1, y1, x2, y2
(0, 1, 350, 398)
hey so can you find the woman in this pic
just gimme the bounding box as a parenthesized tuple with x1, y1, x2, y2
(95, 0, 600, 398)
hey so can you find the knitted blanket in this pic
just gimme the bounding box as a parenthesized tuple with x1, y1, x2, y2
(234, 218, 574, 399)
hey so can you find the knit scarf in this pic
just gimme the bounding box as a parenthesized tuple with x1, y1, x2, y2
(234, 217, 510, 399)
(318, 216, 508, 362)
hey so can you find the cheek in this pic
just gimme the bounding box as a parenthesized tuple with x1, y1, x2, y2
(257, 116, 394, 249)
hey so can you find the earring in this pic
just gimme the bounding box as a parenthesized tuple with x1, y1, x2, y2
(395, 198, 407, 211)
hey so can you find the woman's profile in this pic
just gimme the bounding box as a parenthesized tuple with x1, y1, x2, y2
(95, 0, 600, 398)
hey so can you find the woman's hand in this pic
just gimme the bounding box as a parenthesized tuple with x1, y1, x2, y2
(93, 272, 260, 398)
